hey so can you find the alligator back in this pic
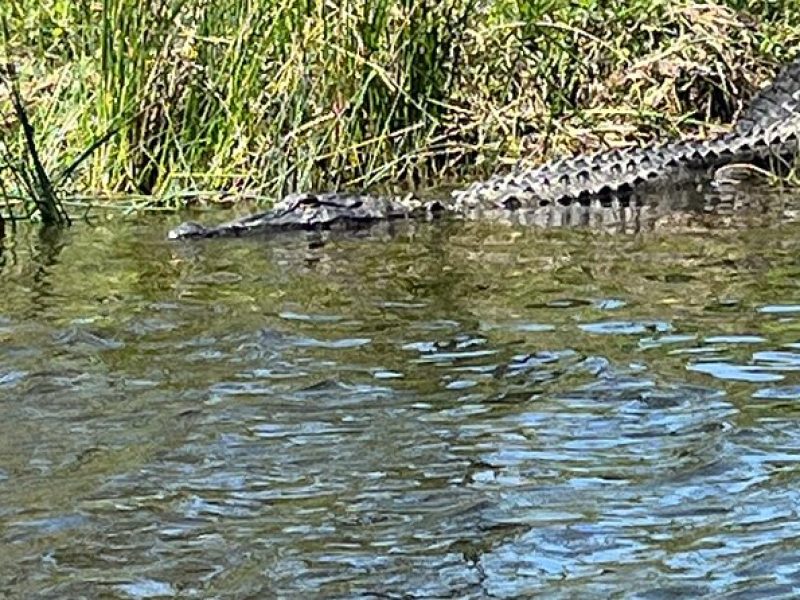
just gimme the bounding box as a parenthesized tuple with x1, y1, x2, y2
(169, 57, 800, 240)
(457, 180, 800, 232)
(453, 55, 800, 211)
(736, 55, 800, 132)
(452, 112, 800, 211)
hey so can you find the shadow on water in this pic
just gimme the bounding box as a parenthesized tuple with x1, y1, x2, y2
(2, 185, 800, 597)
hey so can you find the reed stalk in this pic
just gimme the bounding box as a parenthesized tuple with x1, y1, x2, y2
(0, 0, 797, 212)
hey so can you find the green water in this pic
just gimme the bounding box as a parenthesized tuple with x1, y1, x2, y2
(2, 204, 800, 598)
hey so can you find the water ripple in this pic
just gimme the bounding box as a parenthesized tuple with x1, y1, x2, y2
(2, 216, 800, 597)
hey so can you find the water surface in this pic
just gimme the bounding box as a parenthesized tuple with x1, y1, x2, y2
(2, 194, 800, 598)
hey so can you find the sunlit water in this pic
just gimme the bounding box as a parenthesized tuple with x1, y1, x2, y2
(3, 195, 800, 598)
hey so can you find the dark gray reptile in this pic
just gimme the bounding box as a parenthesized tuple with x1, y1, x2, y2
(168, 56, 800, 240)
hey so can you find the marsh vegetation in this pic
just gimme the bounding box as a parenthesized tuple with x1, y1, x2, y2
(1, 0, 799, 218)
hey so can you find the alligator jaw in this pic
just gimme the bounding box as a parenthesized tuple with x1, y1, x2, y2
(168, 192, 443, 240)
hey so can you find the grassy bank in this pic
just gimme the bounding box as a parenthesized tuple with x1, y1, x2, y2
(1, 0, 799, 215)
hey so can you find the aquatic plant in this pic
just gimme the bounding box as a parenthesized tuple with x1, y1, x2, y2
(0, 0, 798, 212)
(0, 62, 68, 225)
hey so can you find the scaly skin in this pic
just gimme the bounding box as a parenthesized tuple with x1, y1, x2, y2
(736, 56, 800, 132)
(168, 57, 800, 240)
(451, 111, 800, 211)
(168, 193, 444, 239)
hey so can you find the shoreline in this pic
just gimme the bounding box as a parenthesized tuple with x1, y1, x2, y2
(1, 1, 799, 215)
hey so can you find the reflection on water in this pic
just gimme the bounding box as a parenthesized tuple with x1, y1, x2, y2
(2, 188, 800, 597)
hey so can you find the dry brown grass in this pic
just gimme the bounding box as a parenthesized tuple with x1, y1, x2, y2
(0, 0, 798, 211)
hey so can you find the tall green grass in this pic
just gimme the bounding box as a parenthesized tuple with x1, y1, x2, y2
(1, 0, 799, 211)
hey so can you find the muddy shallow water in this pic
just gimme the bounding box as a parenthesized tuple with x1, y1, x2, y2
(2, 192, 800, 598)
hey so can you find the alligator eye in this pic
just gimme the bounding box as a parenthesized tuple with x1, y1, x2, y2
(299, 193, 317, 205)
(167, 222, 206, 239)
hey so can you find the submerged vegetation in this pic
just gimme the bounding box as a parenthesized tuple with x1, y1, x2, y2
(0, 0, 799, 216)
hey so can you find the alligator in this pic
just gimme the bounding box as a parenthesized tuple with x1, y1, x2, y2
(168, 55, 800, 240)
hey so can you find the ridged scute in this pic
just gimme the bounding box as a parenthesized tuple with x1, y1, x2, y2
(451, 113, 800, 211)
(736, 55, 800, 132)
(167, 192, 442, 239)
(169, 58, 800, 240)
